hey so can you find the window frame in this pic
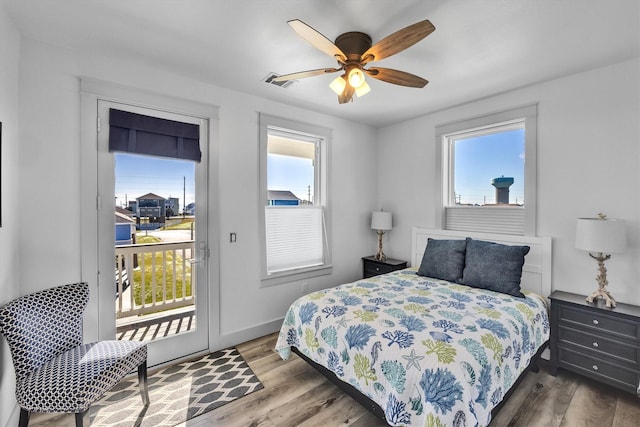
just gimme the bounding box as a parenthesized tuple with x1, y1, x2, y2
(258, 114, 332, 285)
(435, 104, 538, 236)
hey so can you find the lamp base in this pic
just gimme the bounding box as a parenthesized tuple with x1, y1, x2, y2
(585, 252, 616, 308)
(374, 230, 387, 261)
(374, 252, 387, 262)
(586, 288, 617, 308)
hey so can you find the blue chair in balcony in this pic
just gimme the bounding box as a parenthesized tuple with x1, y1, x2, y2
(0, 282, 150, 426)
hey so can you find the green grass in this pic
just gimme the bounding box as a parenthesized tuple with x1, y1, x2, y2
(162, 218, 195, 230)
(130, 236, 193, 306)
(136, 235, 161, 244)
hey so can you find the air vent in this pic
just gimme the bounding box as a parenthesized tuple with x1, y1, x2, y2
(263, 73, 295, 88)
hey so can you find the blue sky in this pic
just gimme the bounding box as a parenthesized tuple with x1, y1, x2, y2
(268, 154, 315, 202)
(115, 130, 523, 209)
(454, 129, 525, 205)
(115, 153, 195, 210)
(265, 129, 525, 206)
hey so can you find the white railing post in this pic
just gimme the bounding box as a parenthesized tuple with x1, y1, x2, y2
(114, 240, 195, 319)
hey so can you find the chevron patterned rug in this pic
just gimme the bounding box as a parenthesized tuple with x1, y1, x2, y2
(91, 347, 263, 426)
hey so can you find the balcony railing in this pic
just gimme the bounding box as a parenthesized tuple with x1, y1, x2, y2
(115, 240, 195, 319)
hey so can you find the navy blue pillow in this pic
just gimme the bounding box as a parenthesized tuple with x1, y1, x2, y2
(417, 238, 467, 282)
(460, 238, 530, 297)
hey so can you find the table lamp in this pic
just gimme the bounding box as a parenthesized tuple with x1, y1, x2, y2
(371, 211, 392, 261)
(575, 213, 626, 308)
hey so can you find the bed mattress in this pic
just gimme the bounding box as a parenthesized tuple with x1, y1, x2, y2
(275, 268, 549, 427)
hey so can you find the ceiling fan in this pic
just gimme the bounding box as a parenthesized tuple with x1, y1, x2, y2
(274, 19, 435, 104)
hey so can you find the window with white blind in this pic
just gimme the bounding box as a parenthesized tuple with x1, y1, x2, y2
(259, 114, 331, 284)
(436, 104, 537, 236)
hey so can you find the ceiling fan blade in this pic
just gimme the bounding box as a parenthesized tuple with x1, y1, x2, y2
(365, 67, 428, 88)
(288, 19, 347, 62)
(361, 20, 435, 63)
(272, 68, 340, 82)
(338, 84, 355, 104)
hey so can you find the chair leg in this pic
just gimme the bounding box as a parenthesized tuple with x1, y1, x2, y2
(74, 410, 89, 427)
(138, 359, 150, 407)
(18, 409, 29, 427)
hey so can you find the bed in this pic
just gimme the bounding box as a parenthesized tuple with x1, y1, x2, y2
(275, 228, 552, 426)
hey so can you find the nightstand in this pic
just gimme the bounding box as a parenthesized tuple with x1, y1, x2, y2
(549, 290, 640, 397)
(362, 256, 407, 279)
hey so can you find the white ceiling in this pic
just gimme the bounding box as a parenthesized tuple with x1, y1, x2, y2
(4, 0, 639, 127)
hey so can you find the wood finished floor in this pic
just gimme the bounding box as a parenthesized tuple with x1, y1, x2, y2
(29, 332, 640, 427)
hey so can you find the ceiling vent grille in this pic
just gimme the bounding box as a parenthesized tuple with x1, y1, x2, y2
(263, 73, 295, 88)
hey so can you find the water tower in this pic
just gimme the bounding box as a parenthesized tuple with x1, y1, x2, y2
(491, 176, 514, 204)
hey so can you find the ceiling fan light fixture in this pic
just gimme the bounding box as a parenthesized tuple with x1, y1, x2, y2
(278, 19, 435, 104)
(347, 67, 365, 88)
(329, 75, 347, 95)
(355, 80, 371, 97)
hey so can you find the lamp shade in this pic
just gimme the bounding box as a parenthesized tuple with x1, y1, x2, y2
(329, 75, 346, 95)
(575, 217, 627, 254)
(371, 211, 392, 231)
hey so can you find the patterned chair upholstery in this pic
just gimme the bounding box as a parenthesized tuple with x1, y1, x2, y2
(0, 283, 150, 427)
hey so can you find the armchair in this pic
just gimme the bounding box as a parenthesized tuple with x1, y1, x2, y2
(0, 282, 149, 426)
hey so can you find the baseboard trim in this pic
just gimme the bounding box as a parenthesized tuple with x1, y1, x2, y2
(217, 317, 284, 350)
(6, 404, 19, 427)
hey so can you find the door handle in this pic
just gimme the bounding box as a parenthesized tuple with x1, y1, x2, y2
(189, 242, 208, 264)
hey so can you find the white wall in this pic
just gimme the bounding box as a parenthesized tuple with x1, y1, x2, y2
(18, 40, 82, 292)
(378, 58, 640, 306)
(16, 38, 378, 351)
(0, 3, 21, 425)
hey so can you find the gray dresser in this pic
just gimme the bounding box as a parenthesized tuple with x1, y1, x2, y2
(549, 291, 640, 397)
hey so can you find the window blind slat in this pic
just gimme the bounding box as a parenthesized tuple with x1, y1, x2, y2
(265, 206, 324, 273)
(445, 206, 524, 235)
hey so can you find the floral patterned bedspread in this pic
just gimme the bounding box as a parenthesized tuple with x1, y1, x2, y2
(275, 268, 549, 427)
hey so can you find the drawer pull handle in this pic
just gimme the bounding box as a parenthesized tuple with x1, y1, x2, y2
(592, 365, 599, 371)
(592, 319, 599, 325)
(592, 342, 599, 348)
(375, 267, 380, 271)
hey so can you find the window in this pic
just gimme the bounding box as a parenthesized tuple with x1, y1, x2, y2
(259, 114, 331, 284)
(436, 104, 537, 235)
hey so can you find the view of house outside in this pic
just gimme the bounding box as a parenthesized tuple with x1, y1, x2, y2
(114, 153, 197, 339)
(115, 153, 196, 217)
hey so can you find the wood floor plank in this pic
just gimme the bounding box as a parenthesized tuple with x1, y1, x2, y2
(236, 333, 278, 363)
(497, 365, 580, 427)
(255, 354, 318, 387)
(266, 379, 349, 426)
(561, 380, 618, 427)
(488, 367, 543, 425)
(193, 361, 329, 426)
(296, 389, 386, 427)
(246, 348, 298, 380)
(348, 411, 392, 427)
(612, 391, 640, 426)
(29, 331, 640, 427)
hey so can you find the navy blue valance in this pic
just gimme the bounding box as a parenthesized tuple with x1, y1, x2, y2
(109, 109, 201, 162)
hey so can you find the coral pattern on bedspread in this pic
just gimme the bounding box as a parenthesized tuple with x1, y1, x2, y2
(275, 269, 549, 427)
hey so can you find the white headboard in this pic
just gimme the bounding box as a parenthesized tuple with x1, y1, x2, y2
(411, 227, 552, 298)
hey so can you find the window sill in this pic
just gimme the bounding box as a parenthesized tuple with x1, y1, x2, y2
(260, 264, 333, 287)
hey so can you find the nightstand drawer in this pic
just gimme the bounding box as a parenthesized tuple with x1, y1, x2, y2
(559, 305, 639, 340)
(558, 326, 639, 366)
(362, 257, 408, 279)
(558, 347, 638, 392)
(364, 263, 395, 276)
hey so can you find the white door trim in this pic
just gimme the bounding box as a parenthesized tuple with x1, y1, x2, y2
(80, 78, 221, 360)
